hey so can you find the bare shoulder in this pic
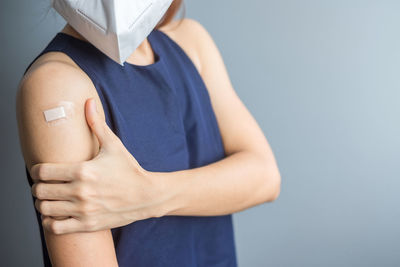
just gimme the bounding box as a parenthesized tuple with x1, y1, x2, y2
(158, 18, 217, 75)
(17, 52, 98, 109)
(16, 51, 105, 168)
(17, 51, 105, 129)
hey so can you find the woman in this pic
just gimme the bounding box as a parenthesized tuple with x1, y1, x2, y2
(16, 0, 281, 266)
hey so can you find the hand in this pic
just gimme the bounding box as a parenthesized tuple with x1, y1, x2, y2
(30, 98, 169, 235)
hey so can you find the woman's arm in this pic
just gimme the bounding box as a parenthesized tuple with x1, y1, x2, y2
(157, 19, 282, 216)
(16, 55, 118, 266)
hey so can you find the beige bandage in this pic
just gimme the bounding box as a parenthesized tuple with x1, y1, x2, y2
(44, 106, 66, 122)
(43, 101, 75, 126)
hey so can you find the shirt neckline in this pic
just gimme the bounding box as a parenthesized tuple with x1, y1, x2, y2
(57, 30, 163, 69)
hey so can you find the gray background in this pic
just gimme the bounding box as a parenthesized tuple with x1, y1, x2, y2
(1, 0, 399, 266)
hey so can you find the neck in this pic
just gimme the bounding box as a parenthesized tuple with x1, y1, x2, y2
(61, 24, 155, 65)
(61, 24, 87, 42)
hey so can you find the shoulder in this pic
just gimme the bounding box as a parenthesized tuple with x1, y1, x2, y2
(159, 17, 210, 39)
(158, 18, 218, 75)
(16, 51, 105, 128)
(17, 52, 97, 108)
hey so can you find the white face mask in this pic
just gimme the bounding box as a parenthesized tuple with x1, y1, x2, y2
(51, 0, 173, 65)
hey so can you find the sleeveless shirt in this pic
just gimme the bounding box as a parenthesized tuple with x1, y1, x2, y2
(24, 29, 237, 266)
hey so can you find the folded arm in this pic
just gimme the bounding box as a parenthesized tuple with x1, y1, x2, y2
(158, 19, 281, 216)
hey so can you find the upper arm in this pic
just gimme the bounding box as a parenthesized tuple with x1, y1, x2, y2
(16, 56, 118, 266)
(164, 19, 277, 162)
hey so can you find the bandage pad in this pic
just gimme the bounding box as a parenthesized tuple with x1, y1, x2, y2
(44, 106, 66, 122)
(42, 101, 75, 126)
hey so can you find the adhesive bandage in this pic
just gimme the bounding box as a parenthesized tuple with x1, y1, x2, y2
(44, 106, 66, 122)
(42, 101, 75, 126)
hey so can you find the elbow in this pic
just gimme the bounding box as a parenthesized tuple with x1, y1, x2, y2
(250, 150, 282, 204)
(254, 148, 281, 203)
(259, 156, 281, 203)
(271, 172, 281, 201)
(253, 156, 281, 204)
(267, 169, 281, 202)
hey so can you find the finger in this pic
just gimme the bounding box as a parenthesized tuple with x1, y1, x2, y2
(41, 214, 69, 221)
(85, 98, 117, 149)
(35, 199, 79, 217)
(32, 182, 75, 200)
(30, 162, 79, 183)
(42, 216, 92, 235)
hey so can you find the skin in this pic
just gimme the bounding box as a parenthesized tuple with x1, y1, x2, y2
(16, 18, 281, 266)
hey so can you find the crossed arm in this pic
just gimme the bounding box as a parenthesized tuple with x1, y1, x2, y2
(16, 19, 281, 266)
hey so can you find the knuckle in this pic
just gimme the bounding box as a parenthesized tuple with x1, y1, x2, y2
(79, 202, 91, 216)
(75, 184, 94, 201)
(76, 163, 95, 182)
(75, 164, 86, 180)
(88, 117, 98, 129)
(50, 221, 61, 234)
(82, 202, 99, 217)
(42, 217, 60, 234)
(75, 185, 87, 201)
(84, 218, 97, 231)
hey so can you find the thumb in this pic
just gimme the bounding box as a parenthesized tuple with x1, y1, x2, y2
(85, 98, 115, 149)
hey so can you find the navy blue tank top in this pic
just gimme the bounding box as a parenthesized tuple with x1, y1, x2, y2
(24, 29, 237, 266)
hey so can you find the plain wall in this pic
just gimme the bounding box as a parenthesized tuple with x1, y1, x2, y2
(1, 0, 399, 266)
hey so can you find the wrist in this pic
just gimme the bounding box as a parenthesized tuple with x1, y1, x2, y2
(150, 169, 189, 217)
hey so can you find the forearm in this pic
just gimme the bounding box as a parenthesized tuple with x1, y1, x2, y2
(154, 150, 281, 217)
